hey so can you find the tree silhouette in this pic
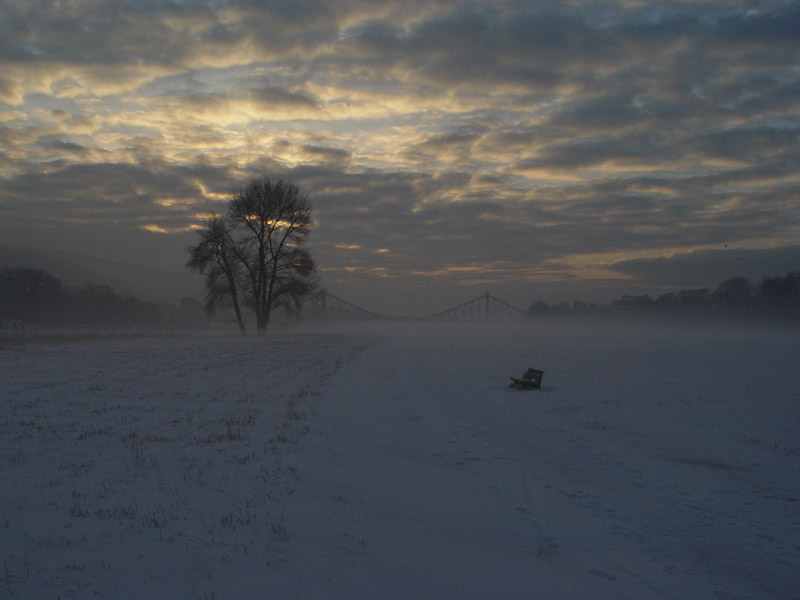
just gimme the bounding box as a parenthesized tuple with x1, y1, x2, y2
(759, 271, 800, 319)
(0, 267, 63, 323)
(187, 178, 316, 335)
(186, 214, 246, 333)
(713, 277, 755, 316)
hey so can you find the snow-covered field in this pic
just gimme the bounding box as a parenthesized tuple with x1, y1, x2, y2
(1, 320, 798, 599)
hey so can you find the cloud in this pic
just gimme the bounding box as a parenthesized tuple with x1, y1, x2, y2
(514, 133, 668, 172)
(678, 126, 800, 162)
(0, 0, 798, 313)
(247, 86, 320, 110)
(300, 144, 352, 164)
(548, 92, 650, 133)
(610, 246, 800, 290)
(153, 85, 323, 124)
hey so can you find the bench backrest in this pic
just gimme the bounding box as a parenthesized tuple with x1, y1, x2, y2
(522, 368, 543, 381)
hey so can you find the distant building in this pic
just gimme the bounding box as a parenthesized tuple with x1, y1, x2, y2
(572, 300, 612, 314)
(612, 294, 650, 312)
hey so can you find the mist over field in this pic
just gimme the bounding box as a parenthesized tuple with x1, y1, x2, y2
(2, 320, 798, 598)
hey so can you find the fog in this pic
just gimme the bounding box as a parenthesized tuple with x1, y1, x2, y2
(0, 243, 202, 305)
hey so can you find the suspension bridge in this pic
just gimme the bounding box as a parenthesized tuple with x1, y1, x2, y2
(427, 291, 526, 320)
(307, 290, 526, 320)
(308, 289, 382, 320)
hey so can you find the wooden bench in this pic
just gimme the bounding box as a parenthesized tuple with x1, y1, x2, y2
(509, 368, 543, 390)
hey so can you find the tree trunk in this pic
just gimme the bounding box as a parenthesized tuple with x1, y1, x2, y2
(232, 301, 246, 334)
(226, 272, 246, 334)
(256, 311, 269, 335)
(256, 259, 279, 335)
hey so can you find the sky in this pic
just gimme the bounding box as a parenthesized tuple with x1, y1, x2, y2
(0, 0, 799, 316)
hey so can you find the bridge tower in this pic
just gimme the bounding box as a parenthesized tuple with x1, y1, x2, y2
(308, 289, 381, 320)
(428, 291, 524, 320)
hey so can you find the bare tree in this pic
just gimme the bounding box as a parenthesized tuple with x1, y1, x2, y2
(186, 214, 247, 334)
(228, 178, 314, 334)
(713, 276, 754, 313)
(265, 246, 316, 317)
(186, 178, 316, 335)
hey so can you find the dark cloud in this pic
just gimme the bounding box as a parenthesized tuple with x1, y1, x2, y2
(678, 126, 800, 161)
(0, 1, 197, 66)
(717, 4, 800, 45)
(610, 246, 800, 290)
(238, 2, 339, 54)
(515, 132, 668, 171)
(34, 135, 90, 155)
(402, 131, 482, 164)
(248, 86, 321, 110)
(300, 144, 352, 164)
(734, 79, 800, 116)
(548, 92, 649, 132)
(0, 160, 237, 229)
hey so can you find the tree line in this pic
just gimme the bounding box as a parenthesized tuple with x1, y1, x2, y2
(0, 267, 168, 329)
(527, 272, 800, 323)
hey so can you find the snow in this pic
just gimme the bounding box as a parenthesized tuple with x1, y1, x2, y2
(1, 320, 798, 599)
